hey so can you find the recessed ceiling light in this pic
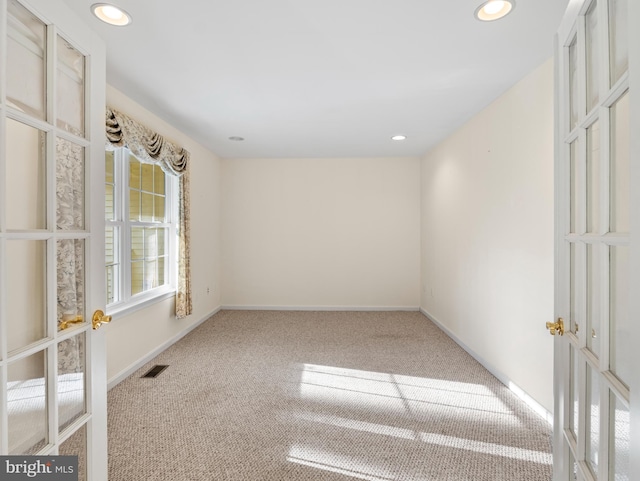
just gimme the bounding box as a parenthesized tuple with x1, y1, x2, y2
(229, 136, 245, 141)
(91, 3, 131, 26)
(475, 0, 515, 21)
(391, 135, 407, 141)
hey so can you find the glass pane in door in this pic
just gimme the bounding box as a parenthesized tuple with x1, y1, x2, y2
(6, 0, 46, 119)
(56, 35, 85, 136)
(587, 245, 600, 357)
(5, 240, 47, 353)
(5, 119, 46, 230)
(609, 0, 629, 86)
(587, 121, 601, 234)
(569, 345, 580, 439)
(56, 138, 85, 230)
(570, 141, 579, 233)
(570, 450, 578, 481)
(7, 351, 48, 454)
(610, 93, 630, 233)
(586, 364, 600, 477)
(57, 239, 85, 331)
(569, 37, 579, 130)
(610, 246, 630, 387)
(586, 1, 600, 112)
(570, 243, 580, 334)
(58, 332, 86, 431)
(610, 393, 630, 481)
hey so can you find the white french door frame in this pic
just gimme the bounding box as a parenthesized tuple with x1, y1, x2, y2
(627, 0, 640, 476)
(0, 0, 107, 478)
(553, 0, 639, 480)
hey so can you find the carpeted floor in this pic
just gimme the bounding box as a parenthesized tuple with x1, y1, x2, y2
(107, 310, 552, 481)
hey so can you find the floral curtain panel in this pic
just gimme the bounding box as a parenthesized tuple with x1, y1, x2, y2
(105, 107, 192, 318)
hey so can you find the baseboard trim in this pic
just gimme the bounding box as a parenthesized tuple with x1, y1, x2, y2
(419, 307, 553, 426)
(107, 306, 222, 390)
(221, 305, 420, 312)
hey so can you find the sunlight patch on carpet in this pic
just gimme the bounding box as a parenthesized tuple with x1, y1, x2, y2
(294, 412, 417, 440)
(296, 363, 516, 420)
(288, 444, 397, 481)
(291, 411, 553, 465)
(418, 432, 553, 464)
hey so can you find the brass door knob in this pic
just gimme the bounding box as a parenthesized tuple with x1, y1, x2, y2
(546, 318, 565, 336)
(92, 310, 112, 330)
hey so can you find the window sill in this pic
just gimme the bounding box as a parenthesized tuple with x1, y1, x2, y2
(106, 288, 176, 320)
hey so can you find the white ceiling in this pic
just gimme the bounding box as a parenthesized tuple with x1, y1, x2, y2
(62, 0, 570, 159)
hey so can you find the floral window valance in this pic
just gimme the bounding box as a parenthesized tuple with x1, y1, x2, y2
(105, 107, 192, 319)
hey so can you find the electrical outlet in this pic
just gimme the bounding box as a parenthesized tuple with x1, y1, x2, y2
(206, 287, 210, 295)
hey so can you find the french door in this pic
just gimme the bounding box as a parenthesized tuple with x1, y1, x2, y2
(553, 0, 638, 480)
(0, 0, 107, 479)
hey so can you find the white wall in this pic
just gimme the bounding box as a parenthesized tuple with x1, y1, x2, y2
(420, 59, 555, 412)
(105, 85, 222, 384)
(222, 157, 421, 309)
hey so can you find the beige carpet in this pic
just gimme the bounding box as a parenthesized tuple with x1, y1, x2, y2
(108, 310, 552, 481)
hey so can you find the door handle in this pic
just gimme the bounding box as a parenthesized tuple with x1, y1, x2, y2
(546, 318, 565, 336)
(92, 310, 112, 330)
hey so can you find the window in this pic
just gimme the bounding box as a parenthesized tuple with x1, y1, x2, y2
(105, 148, 178, 312)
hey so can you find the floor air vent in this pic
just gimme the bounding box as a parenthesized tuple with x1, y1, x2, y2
(142, 365, 169, 378)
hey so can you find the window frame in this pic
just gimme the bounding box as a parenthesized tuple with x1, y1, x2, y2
(105, 147, 179, 317)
